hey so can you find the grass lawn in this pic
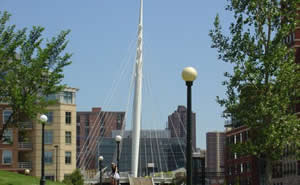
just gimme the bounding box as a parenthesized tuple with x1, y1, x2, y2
(0, 170, 66, 185)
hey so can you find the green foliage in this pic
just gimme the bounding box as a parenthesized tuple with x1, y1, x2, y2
(210, 1, 300, 184)
(0, 11, 72, 140)
(62, 169, 84, 185)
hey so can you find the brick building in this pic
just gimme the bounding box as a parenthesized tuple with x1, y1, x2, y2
(76, 107, 125, 169)
(224, 125, 260, 185)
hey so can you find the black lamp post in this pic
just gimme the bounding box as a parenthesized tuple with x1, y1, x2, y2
(115, 135, 122, 172)
(54, 145, 59, 182)
(98, 156, 104, 185)
(115, 135, 122, 185)
(182, 67, 197, 185)
(40, 114, 48, 185)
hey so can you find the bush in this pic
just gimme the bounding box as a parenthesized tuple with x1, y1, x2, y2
(62, 169, 84, 185)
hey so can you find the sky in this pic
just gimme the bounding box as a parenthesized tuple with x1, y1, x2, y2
(1, 0, 234, 149)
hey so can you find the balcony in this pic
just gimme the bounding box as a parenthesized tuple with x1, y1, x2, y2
(18, 161, 32, 169)
(18, 142, 32, 150)
(18, 122, 33, 129)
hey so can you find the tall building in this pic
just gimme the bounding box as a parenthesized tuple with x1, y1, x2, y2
(97, 129, 186, 176)
(206, 132, 225, 185)
(0, 87, 78, 181)
(76, 107, 125, 169)
(168, 105, 196, 150)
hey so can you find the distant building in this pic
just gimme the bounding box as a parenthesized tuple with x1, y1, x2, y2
(97, 129, 186, 176)
(76, 107, 125, 169)
(0, 87, 78, 181)
(192, 151, 206, 185)
(206, 132, 225, 185)
(224, 125, 260, 185)
(168, 105, 196, 150)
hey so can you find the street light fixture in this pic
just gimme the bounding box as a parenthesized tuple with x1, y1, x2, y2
(25, 169, 30, 176)
(40, 114, 48, 185)
(98, 156, 104, 185)
(182, 67, 197, 185)
(54, 145, 59, 182)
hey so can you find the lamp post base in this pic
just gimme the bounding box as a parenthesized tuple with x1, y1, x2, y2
(40, 177, 46, 185)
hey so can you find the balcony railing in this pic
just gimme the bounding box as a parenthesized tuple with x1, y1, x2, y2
(18, 142, 32, 149)
(18, 122, 33, 129)
(18, 161, 32, 169)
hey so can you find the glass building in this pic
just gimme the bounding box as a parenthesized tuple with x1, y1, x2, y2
(97, 130, 186, 176)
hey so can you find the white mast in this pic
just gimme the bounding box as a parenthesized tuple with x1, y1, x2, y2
(131, 0, 143, 177)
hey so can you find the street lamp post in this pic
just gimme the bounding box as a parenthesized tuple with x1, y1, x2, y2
(115, 135, 122, 172)
(98, 156, 104, 185)
(54, 145, 59, 182)
(115, 135, 122, 185)
(40, 114, 48, 185)
(182, 67, 197, 185)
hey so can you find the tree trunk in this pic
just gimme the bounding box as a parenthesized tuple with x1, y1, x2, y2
(265, 158, 272, 185)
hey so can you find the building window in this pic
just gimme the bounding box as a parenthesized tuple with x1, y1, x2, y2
(3, 129, 13, 144)
(2, 150, 12, 164)
(85, 118, 89, 127)
(44, 130, 53, 144)
(65, 131, 71, 144)
(45, 175, 55, 181)
(64, 174, 71, 180)
(63, 91, 73, 104)
(46, 94, 57, 101)
(46, 112, 53, 124)
(66, 112, 71, 124)
(65, 151, 71, 164)
(45, 151, 53, 164)
(3, 110, 12, 124)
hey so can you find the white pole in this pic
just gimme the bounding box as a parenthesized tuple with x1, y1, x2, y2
(131, 0, 143, 177)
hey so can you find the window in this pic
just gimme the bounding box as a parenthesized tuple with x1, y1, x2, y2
(45, 151, 53, 164)
(2, 150, 12, 164)
(46, 94, 57, 101)
(85, 118, 89, 127)
(3, 110, 12, 124)
(44, 130, 53, 144)
(3, 129, 13, 144)
(64, 174, 71, 179)
(46, 112, 53, 124)
(65, 112, 71, 124)
(65, 151, 71, 164)
(65, 131, 71, 144)
(45, 175, 54, 181)
(63, 91, 73, 104)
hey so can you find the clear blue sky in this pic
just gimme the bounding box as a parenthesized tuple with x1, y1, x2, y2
(1, 0, 234, 149)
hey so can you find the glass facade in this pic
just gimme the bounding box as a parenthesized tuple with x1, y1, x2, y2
(98, 130, 185, 176)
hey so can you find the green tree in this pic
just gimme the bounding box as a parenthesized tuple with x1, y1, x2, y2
(209, 1, 300, 185)
(0, 11, 72, 140)
(63, 169, 84, 185)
